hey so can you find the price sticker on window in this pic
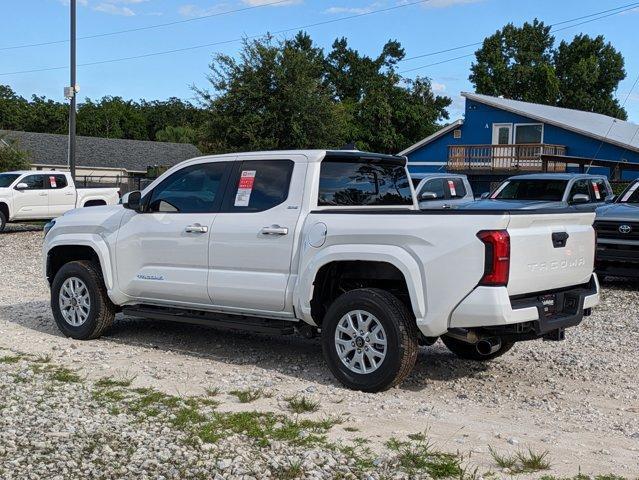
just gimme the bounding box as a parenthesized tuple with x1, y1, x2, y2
(49, 176, 57, 188)
(447, 179, 457, 197)
(234, 170, 256, 207)
(592, 181, 601, 200)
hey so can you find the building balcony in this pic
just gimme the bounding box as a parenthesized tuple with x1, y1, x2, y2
(448, 144, 567, 172)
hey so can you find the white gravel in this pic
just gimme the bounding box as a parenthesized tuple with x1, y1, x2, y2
(1, 225, 638, 478)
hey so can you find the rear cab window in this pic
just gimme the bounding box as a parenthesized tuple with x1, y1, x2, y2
(318, 156, 413, 207)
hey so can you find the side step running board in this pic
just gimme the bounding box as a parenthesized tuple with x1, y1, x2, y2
(122, 305, 296, 335)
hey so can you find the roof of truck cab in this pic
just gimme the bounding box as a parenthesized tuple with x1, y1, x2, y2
(1, 170, 67, 176)
(191, 150, 407, 164)
(506, 173, 606, 181)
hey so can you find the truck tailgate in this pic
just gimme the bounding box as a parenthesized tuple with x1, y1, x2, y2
(507, 212, 595, 296)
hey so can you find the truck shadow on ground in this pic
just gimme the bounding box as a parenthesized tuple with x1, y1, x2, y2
(0, 300, 490, 389)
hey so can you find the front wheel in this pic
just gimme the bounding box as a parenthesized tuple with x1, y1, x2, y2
(441, 335, 514, 361)
(51, 260, 116, 340)
(321, 288, 419, 392)
(0, 211, 6, 232)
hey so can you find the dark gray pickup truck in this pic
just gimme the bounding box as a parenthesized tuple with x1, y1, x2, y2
(594, 180, 639, 278)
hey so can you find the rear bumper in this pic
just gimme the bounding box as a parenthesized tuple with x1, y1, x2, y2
(449, 274, 599, 335)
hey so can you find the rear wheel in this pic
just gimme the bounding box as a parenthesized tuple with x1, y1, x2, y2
(321, 288, 418, 392)
(441, 335, 514, 361)
(51, 260, 116, 340)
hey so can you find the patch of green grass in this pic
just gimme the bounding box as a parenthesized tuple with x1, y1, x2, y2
(343, 426, 359, 432)
(95, 377, 134, 388)
(171, 407, 206, 428)
(286, 396, 320, 414)
(387, 435, 463, 479)
(130, 388, 180, 413)
(230, 388, 271, 403)
(0, 355, 22, 364)
(489, 445, 550, 473)
(50, 367, 82, 383)
(93, 388, 126, 403)
(33, 354, 52, 363)
(272, 460, 304, 479)
(205, 387, 220, 397)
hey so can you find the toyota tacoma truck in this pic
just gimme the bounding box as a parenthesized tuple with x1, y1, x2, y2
(594, 179, 639, 278)
(43, 150, 600, 392)
(0, 170, 119, 232)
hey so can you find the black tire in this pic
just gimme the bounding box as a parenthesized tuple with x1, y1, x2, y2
(441, 335, 514, 361)
(321, 288, 419, 393)
(0, 210, 6, 232)
(51, 260, 116, 340)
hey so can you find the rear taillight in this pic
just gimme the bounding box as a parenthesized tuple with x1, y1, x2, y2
(477, 230, 510, 286)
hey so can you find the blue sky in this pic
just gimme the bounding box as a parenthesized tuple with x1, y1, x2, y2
(1, 0, 638, 122)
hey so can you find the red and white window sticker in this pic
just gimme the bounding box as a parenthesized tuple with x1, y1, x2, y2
(447, 179, 457, 197)
(49, 176, 57, 188)
(591, 181, 601, 200)
(234, 170, 256, 207)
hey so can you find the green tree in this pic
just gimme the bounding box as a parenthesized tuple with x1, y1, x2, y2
(469, 19, 559, 104)
(0, 135, 30, 172)
(197, 33, 347, 153)
(155, 125, 198, 144)
(77, 96, 147, 139)
(0, 85, 29, 131)
(325, 37, 450, 153)
(139, 98, 205, 141)
(554, 34, 627, 119)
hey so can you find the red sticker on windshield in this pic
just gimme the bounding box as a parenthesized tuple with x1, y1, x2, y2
(49, 176, 57, 188)
(447, 180, 457, 197)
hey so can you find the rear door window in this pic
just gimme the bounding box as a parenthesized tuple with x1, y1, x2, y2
(318, 160, 413, 206)
(222, 160, 294, 212)
(47, 174, 68, 189)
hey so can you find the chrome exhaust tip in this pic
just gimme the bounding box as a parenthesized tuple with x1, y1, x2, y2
(476, 337, 501, 356)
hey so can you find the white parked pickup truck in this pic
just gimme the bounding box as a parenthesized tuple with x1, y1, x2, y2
(43, 151, 600, 392)
(0, 171, 120, 232)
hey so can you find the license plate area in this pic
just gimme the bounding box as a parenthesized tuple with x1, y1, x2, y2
(538, 294, 557, 317)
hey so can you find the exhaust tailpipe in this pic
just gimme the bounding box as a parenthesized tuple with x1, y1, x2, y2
(476, 337, 501, 356)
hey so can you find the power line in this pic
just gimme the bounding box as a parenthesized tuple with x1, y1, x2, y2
(0, 0, 296, 52)
(402, 1, 639, 63)
(400, 2, 639, 73)
(0, 0, 435, 77)
(0, 0, 637, 78)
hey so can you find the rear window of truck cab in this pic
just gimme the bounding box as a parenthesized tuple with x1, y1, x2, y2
(493, 179, 567, 201)
(318, 158, 413, 206)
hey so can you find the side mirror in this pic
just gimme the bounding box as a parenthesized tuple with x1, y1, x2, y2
(571, 193, 590, 204)
(480, 192, 491, 199)
(419, 191, 438, 201)
(15, 182, 28, 190)
(122, 191, 143, 212)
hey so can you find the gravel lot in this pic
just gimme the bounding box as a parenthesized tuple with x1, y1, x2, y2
(1, 225, 638, 479)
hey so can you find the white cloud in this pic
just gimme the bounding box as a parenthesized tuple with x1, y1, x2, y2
(93, 2, 136, 15)
(178, 3, 232, 17)
(324, 0, 481, 15)
(324, 3, 381, 14)
(431, 81, 446, 93)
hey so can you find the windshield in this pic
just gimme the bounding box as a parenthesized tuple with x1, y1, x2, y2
(0, 174, 20, 188)
(619, 182, 639, 204)
(492, 179, 568, 201)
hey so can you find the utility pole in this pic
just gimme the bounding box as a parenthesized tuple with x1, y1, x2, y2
(66, 0, 77, 180)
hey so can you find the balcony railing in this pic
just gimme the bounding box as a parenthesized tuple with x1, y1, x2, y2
(448, 144, 567, 172)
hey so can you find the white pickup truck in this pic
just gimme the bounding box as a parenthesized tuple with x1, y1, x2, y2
(0, 171, 120, 232)
(43, 151, 600, 392)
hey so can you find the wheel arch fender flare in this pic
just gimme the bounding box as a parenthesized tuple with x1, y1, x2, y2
(44, 234, 115, 291)
(294, 244, 427, 325)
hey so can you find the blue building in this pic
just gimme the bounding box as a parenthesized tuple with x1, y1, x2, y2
(401, 93, 639, 191)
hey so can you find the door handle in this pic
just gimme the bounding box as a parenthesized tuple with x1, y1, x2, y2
(64, 192, 74, 196)
(442, 204, 451, 209)
(39, 192, 48, 197)
(185, 224, 208, 234)
(261, 225, 289, 236)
